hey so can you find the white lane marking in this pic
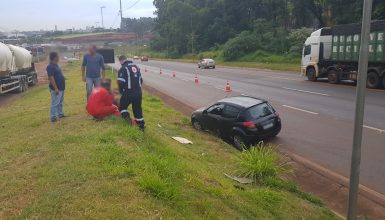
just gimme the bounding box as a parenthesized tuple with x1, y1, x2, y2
(263, 76, 302, 81)
(363, 125, 385, 133)
(282, 87, 330, 97)
(282, 105, 319, 115)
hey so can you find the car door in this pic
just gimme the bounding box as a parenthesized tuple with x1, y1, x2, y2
(202, 104, 224, 132)
(219, 104, 241, 137)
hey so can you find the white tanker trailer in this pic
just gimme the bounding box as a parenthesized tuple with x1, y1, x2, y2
(0, 42, 37, 94)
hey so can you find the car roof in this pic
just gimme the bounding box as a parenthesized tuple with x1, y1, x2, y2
(218, 96, 265, 108)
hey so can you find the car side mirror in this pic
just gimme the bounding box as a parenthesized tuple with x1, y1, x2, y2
(203, 110, 208, 115)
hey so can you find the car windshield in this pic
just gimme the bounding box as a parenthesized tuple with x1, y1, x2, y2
(247, 103, 273, 119)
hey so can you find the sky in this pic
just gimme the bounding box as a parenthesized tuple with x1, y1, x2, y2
(0, 0, 156, 32)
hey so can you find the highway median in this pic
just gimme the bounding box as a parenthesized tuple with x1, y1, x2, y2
(0, 61, 338, 219)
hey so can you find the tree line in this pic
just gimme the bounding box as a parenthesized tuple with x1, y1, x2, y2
(151, 0, 385, 59)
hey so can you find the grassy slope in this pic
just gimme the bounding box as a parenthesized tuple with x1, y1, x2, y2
(55, 32, 114, 39)
(0, 61, 337, 219)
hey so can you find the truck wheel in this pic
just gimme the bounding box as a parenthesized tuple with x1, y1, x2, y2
(382, 76, 385, 89)
(17, 79, 27, 93)
(328, 70, 340, 84)
(367, 71, 381, 89)
(31, 74, 38, 86)
(307, 67, 317, 82)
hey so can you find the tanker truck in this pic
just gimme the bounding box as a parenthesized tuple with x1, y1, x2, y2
(0, 42, 37, 94)
(301, 20, 385, 89)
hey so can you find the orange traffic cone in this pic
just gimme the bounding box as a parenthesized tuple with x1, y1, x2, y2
(225, 81, 232, 93)
(195, 74, 199, 84)
(172, 71, 176, 78)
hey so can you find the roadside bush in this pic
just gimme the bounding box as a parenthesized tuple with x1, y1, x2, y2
(237, 142, 290, 182)
(222, 31, 258, 61)
(287, 28, 313, 55)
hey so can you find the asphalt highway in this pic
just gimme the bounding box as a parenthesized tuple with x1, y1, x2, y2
(111, 60, 385, 195)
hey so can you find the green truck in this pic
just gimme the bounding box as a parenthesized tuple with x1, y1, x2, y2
(301, 20, 385, 89)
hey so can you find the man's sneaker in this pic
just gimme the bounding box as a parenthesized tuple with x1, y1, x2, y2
(59, 115, 66, 119)
(51, 118, 57, 123)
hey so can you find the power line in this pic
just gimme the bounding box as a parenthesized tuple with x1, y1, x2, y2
(125, 0, 141, 10)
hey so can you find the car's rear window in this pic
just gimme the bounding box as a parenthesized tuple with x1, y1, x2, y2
(247, 103, 273, 119)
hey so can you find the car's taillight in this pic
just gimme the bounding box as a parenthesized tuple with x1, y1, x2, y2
(243, 121, 256, 129)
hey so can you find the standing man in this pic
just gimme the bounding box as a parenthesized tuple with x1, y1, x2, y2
(47, 52, 65, 122)
(117, 56, 145, 130)
(82, 45, 106, 101)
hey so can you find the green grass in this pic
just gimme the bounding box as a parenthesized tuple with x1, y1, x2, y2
(238, 142, 290, 182)
(0, 61, 339, 219)
(117, 46, 301, 72)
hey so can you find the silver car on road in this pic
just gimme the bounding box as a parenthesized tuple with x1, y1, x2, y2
(198, 59, 216, 69)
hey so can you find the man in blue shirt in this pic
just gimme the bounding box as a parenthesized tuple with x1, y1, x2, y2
(47, 52, 65, 122)
(82, 45, 106, 101)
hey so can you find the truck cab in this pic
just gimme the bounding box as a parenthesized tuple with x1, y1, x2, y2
(301, 28, 332, 81)
(301, 20, 385, 89)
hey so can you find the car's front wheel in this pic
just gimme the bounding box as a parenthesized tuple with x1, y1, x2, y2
(192, 119, 203, 130)
(233, 134, 247, 150)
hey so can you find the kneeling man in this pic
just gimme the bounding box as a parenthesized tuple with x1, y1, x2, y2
(86, 79, 120, 120)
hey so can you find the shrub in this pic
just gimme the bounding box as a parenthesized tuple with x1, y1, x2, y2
(287, 28, 313, 55)
(237, 142, 290, 182)
(222, 31, 259, 61)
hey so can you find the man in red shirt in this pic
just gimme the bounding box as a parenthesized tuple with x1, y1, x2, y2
(86, 79, 120, 120)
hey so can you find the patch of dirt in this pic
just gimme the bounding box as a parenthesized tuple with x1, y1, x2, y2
(35, 61, 49, 85)
(143, 84, 385, 219)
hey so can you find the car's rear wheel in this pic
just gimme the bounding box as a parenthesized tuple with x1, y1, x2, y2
(233, 134, 247, 150)
(192, 119, 203, 130)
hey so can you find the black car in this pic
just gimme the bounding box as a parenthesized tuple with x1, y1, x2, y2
(191, 96, 281, 149)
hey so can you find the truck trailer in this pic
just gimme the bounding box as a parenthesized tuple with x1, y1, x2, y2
(0, 42, 38, 94)
(301, 20, 385, 89)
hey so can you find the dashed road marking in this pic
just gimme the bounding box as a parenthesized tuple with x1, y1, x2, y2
(282, 87, 330, 97)
(363, 125, 385, 133)
(282, 105, 319, 115)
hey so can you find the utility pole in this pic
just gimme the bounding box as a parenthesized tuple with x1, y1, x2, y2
(347, 0, 373, 219)
(120, 0, 123, 22)
(100, 6, 106, 29)
(191, 14, 194, 55)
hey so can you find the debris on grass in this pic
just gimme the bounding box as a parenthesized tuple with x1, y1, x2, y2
(171, 137, 193, 144)
(224, 173, 254, 184)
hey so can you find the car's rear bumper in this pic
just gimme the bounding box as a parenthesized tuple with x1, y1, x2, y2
(244, 123, 282, 142)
